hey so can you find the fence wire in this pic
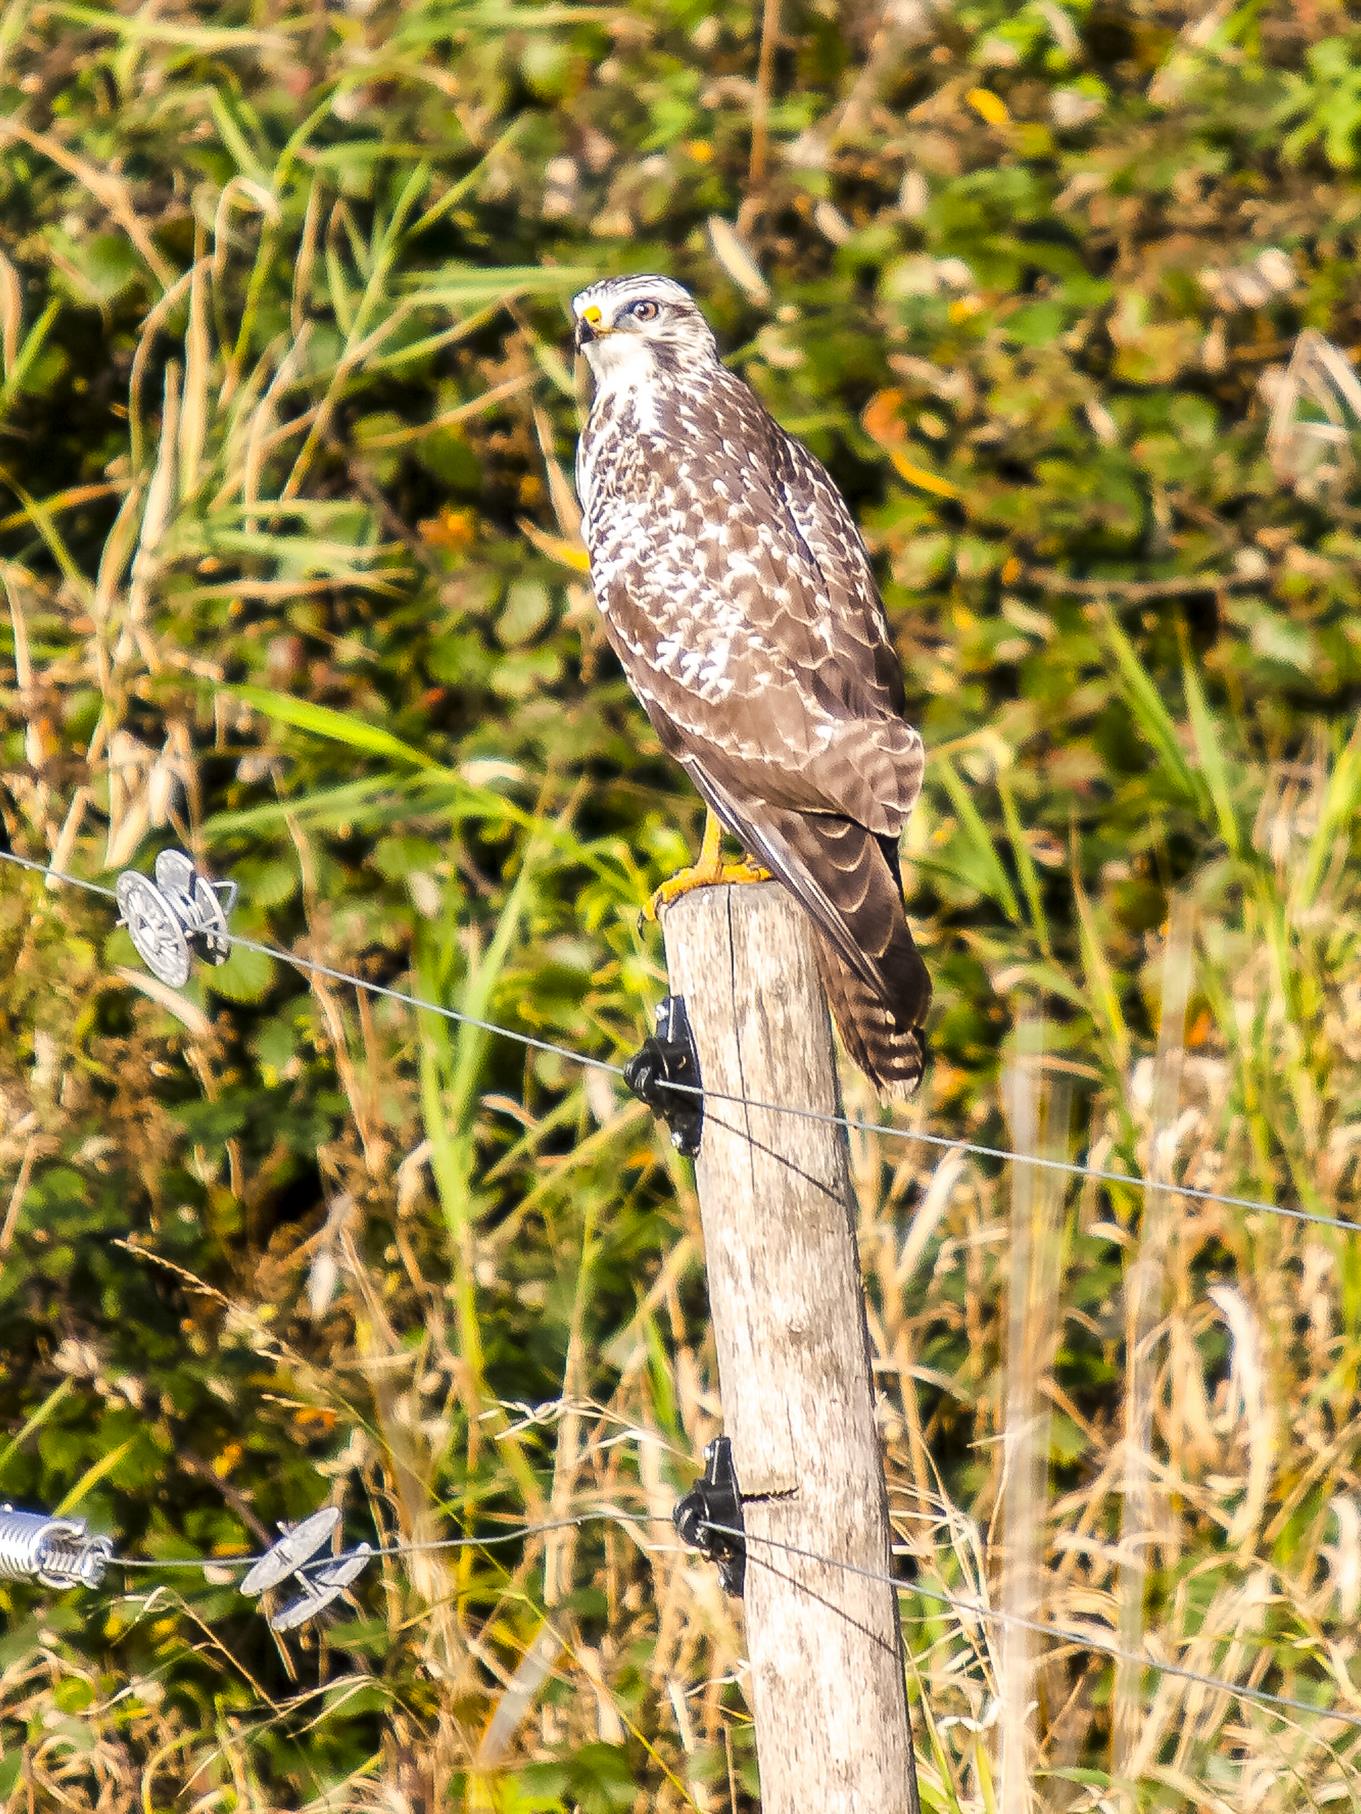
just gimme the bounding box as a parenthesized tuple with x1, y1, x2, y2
(6, 843, 1361, 1760)
(703, 1520, 1361, 1736)
(92, 1504, 1361, 1739)
(2, 842, 1350, 1237)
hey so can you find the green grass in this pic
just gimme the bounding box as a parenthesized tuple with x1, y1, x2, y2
(3, 0, 1361, 1807)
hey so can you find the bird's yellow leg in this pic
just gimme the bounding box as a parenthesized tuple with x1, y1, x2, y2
(644, 809, 772, 921)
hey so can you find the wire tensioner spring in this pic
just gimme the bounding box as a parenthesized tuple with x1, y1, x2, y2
(0, 1506, 115, 1589)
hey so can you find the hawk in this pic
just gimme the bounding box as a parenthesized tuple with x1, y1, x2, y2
(572, 275, 930, 1097)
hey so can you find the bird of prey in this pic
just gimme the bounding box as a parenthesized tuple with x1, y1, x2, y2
(572, 274, 930, 1096)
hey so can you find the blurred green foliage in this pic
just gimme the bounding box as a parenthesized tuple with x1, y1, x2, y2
(2, 0, 1361, 1807)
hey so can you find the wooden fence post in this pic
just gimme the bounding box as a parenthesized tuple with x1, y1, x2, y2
(661, 880, 920, 1814)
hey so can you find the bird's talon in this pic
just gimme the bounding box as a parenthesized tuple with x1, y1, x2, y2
(644, 859, 772, 922)
(724, 859, 773, 887)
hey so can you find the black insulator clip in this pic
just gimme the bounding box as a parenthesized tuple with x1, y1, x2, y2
(674, 1435, 745, 1598)
(624, 993, 703, 1158)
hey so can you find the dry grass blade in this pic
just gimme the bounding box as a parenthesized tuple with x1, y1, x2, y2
(1266, 328, 1361, 491)
(0, 117, 175, 288)
(997, 1028, 1066, 1813)
(1115, 902, 1193, 1794)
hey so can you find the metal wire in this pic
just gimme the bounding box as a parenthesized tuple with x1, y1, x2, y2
(2, 841, 1349, 1237)
(0, 847, 119, 899)
(115, 1511, 650, 1572)
(112, 1504, 1361, 1735)
(700, 1520, 1361, 1735)
(7, 842, 1358, 1742)
(5, 841, 1357, 1734)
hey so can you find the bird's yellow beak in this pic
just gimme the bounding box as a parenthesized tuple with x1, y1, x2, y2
(574, 304, 608, 350)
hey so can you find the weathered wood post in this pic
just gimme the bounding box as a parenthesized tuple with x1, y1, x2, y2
(662, 880, 920, 1814)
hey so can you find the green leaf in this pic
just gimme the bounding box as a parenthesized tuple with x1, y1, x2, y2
(1098, 608, 1207, 817)
(204, 939, 276, 1004)
(1180, 631, 1245, 859)
(932, 756, 1022, 924)
(231, 685, 439, 769)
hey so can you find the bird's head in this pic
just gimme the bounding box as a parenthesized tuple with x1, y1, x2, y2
(571, 275, 718, 387)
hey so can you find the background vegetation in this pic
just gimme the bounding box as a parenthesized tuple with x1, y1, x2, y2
(2, 0, 1361, 1807)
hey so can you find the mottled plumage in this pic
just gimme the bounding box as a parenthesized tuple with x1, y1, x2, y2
(573, 275, 929, 1095)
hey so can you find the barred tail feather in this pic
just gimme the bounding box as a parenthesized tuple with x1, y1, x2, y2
(801, 814, 929, 1097)
(682, 758, 931, 1098)
(814, 936, 928, 1098)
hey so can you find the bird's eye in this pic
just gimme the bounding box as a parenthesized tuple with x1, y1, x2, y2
(629, 299, 659, 322)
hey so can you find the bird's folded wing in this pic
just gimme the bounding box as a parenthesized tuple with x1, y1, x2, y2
(592, 469, 922, 835)
(768, 422, 908, 721)
(674, 751, 891, 1002)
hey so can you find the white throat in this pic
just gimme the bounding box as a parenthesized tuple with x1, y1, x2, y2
(584, 332, 660, 414)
